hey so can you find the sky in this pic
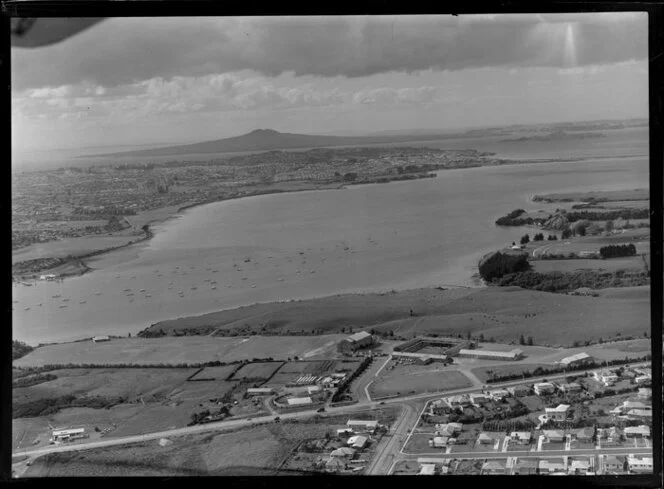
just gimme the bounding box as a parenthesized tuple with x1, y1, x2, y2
(11, 13, 648, 154)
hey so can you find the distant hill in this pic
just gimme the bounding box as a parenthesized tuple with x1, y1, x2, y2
(89, 128, 468, 158)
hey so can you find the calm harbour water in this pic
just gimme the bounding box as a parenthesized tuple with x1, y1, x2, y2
(12, 128, 649, 344)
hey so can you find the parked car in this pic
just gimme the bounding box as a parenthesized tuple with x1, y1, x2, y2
(317, 407, 325, 413)
(274, 417, 281, 423)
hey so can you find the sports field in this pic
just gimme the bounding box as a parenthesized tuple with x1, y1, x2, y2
(370, 367, 472, 398)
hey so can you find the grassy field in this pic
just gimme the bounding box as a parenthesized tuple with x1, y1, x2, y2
(14, 335, 346, 368)
(189, 365, 239, 381)
(230, 362, 283, 380)
(533, 189, 649, 203)
(532, 256, 645, 273)
(12, 368, 196, 405)
(276, 360, 337, 375)
(134, 285, 650, 348)
(370, 367, 472, 398)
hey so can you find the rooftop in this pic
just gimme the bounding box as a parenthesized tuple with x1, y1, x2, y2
(348, 331, 372, 342)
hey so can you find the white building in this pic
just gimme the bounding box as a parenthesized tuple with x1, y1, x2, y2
(510, 432, 532, 443)
(557, 352, 593, 367)
(286, 397, 312, 406)
(593, 370, 618, 386)
(246, 387, 274, 395)
(51, 428, 85, 442)
(457, 348, 523, 361)
(469, 393, 489, 407)
(488, 389, 510, 401)
(92, 335, 110, 343)
(418, 463, 436, 475)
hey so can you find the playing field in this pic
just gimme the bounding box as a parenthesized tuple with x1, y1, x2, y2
(370, 368, 472, 398)
(188, 365, 239, 381)
(532, 256, 646, 273)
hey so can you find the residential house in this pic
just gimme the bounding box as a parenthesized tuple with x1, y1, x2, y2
(557, 382, 582, 394)
(325, 457, 346, 472)
(513, 458, 538, 475)
(337, 428, 353, 437)
(246, 388, 274, 396)
(538, 458, 567, 474)
(598, 426, 623, 443)
(507, 385, 531, 397)
(570, 427, 595, 442)
(445, 394, 471, 409)
(429, 436, 451, 448)
(624, 425, 650, 438)
(626, 408, 652, 420)
(593, 370, 618, 386)
(435, 422, 463, 437)
(346, 420, 378, 433)
(544, 404, 570, 422)
(637, 388, 652, 400)
(569, 458, 592, 475)
(603, 455, 627, 473)
(481, 460, 506, 475)
(418, 463, 436, 475)
(469, 393, 489, 407)
(488, 389, 510, 401)
(542, 430, 565, 443)
(635, 375, 651, 385)
(477, 433, 494, 445)
(627, 455, 653, 473)
(330, 447, 355, 458)
(533, 382, 556, 395)
(347, 435, 368, 449)
(510, 432, 532, 444)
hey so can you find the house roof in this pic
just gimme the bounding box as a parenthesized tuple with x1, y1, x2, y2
(330, 447, 355, 457)
(419, 464, 436, 475)
(482, 461, 505, 471)
(478, 433, 494, 441)
(543, 430, 565, 438)
(325, 457, 345, 468)
(511, 431, 532, 439)
(546, 404, 570, 412)
(625, 425, 650, 435)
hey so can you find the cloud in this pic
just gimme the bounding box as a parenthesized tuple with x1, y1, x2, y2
(12, 13, 647, 92)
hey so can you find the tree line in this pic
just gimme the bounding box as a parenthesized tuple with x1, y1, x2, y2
(599, 244, 637, 259)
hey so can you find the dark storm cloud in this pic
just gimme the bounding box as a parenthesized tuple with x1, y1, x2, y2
(11, 13, 647, 91)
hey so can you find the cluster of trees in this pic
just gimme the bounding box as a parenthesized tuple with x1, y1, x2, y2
(495, 209, 542, 226)
(520, 234, 530, 245)
(14, 395, 127, 419)
(532, 233, 545, 242)
(547, 234, 559, 241)
(12, 340, 34, 360)
(12, 373, 57, 388)
(599, 244, 637, 259)
(565, 208, 649, 223)
(518, 335, 534, 346)
(188, 405, 230, 426)
(495, 270, 649, 293)
(478, 251, 531, 283)
(331, 357, 372, 403)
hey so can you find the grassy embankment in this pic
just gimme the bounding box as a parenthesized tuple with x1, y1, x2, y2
(132, 285, 648, 348)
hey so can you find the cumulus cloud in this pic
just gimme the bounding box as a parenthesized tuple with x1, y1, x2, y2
(12, 13, 646, 92)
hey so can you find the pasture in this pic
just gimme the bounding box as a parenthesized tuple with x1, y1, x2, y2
(188, 365, 239, 381)
(230, 362, 283, 381)
(13, 334, 346, 368)
(531, 256, 645, 273)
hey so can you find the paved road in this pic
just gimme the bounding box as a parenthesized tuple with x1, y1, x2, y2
(397, 447, 654, 460)
(357, 355, 392, 403)
(365, 402, 419, 475)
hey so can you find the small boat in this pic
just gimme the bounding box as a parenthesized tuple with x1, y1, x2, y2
(251, 285, 257, 288)
(127, 293, 134, 296)
(94, 292, 102, 296)
(310, 270, 316, 274)
(211, 286, 216, 290)
(123, 289, 131, 292)
(191, 286, 197, 290)
(37, 303, 42, 306)
(277, 278, 285, 282)
(59, 304, 67, 308)
(139, 289, 146, 292)
(242, 277, 248, 281)
(79, 300, 86, 304)
(24, 307, 30, 311)
(52, 295, 61, 298)
(145, 294, 152, 298)
(62, 298, 69, 302)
